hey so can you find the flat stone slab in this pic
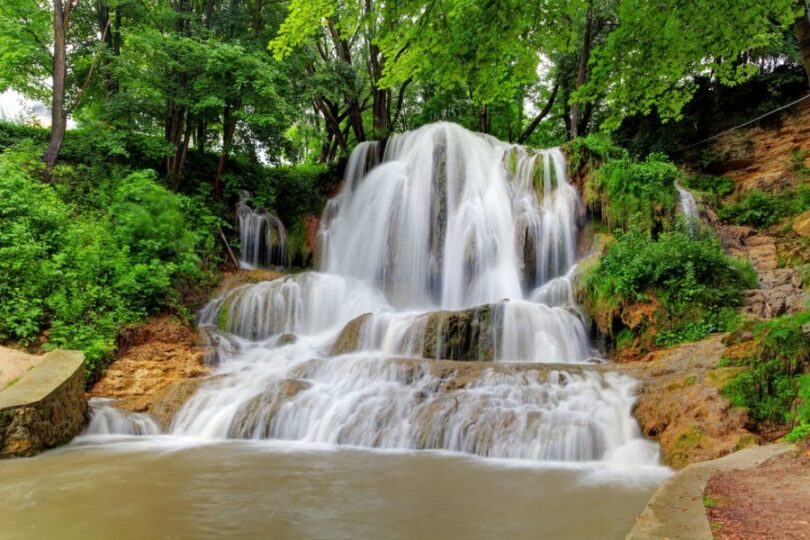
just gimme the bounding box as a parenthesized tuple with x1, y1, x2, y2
(0, 347, 42, 390)
(626, 442, 795, 540)
(0, 349, 87, 458)
(0, 349, 84, 409)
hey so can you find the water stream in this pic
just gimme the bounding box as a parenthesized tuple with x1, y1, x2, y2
(1, 122, 669, 538)
(237, 191, 287, 269)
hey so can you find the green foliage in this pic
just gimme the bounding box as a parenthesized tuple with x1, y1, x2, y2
(586, 152, 680, 233)
(723, 312, 810, 425)
(719, 191, 785, 228)
(682, 175, 735, 207)
(785, 375, 810, 442)
(565, 133, 628, 171)
(719, 187, 810, 229)
(0, 145, 218, 382)
(583, 227, 757, 348)
(581, 0, 800, 130)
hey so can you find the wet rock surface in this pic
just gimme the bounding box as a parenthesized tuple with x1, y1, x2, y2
(330, 313, 371, 355)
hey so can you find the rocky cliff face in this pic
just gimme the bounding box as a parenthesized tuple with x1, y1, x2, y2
(700, 97, 810, 193)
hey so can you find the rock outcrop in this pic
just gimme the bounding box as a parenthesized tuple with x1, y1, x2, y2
(699, 96, 810, 193)
(331, 305, 499, 361)
(89, 316, 209, 427)
(330, 313, 371, 355)
(720, 226, 808, 318)
(619, 335, 756, 469)
(0, 348, 86, 458)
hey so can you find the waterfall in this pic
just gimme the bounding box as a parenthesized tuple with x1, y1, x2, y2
(97, 123, 659, 466)
(675, 181, 698, 230)
(236, 192, 287, 269)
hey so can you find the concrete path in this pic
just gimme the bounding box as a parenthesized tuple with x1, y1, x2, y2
(627, 443, 795, 540)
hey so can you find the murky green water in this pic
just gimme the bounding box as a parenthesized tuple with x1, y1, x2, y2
(0, 437, 667, 540)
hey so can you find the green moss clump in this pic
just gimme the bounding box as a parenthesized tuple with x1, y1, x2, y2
(587, 153, 680, 234)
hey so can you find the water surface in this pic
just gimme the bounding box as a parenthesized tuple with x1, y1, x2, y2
(0, 438, 667, 540)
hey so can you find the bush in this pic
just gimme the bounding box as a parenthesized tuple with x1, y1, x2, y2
(0, 145, 218, 382)
(586, 153, 680, 234)
(785, 374, 810, 442)
(719, 187, 810, 229)
(723, 312, 810, 426)
(719, 191, 785, 228)
(582, 226, 757, 350)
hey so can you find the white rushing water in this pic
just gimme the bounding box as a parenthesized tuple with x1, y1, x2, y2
(236, 191, 287, 269)
(675, 181, 698, 228)
(87, 122, 659, 465)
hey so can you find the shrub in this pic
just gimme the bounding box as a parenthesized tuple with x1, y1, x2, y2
(718, 191, 784, 228)
(723, 312, 810, 426)
(582, 226, 757, 350)
(719, 187, 810, 229)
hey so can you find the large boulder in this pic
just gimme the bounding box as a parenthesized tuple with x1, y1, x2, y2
(418, 305, 498, 361)
(330, 314, 371, 355)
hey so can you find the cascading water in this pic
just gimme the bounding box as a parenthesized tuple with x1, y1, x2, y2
(675, 181, 699, 231)
(88, 122, 659, 465)
(236, 191, 287, 269)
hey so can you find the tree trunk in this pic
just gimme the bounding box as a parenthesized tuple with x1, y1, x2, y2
(252, 0, 263, 34)
(796, 2, 810, 84)
(369, 42, 390, 138)
(44, 0, 70, 179)
(327, 20, 366, 142)
(174, 115, 194, 188)
(214, 100, 240, 196)
(196, 121, 207, 153)
(570, 2, 593, 140)
(478, 104, 488, 134)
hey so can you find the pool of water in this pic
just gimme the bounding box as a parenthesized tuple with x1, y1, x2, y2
(0, 436, 668, 539)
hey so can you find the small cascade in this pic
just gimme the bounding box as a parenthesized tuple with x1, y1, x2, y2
(675, 182, 699, 231)
(84, 399, 161, 436)
(98, 123, 659, 466)
(236, 192, 287, 269)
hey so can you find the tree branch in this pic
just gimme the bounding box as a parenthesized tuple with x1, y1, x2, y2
(66, 15, 110, 114)
(517, 82, 559, 144)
